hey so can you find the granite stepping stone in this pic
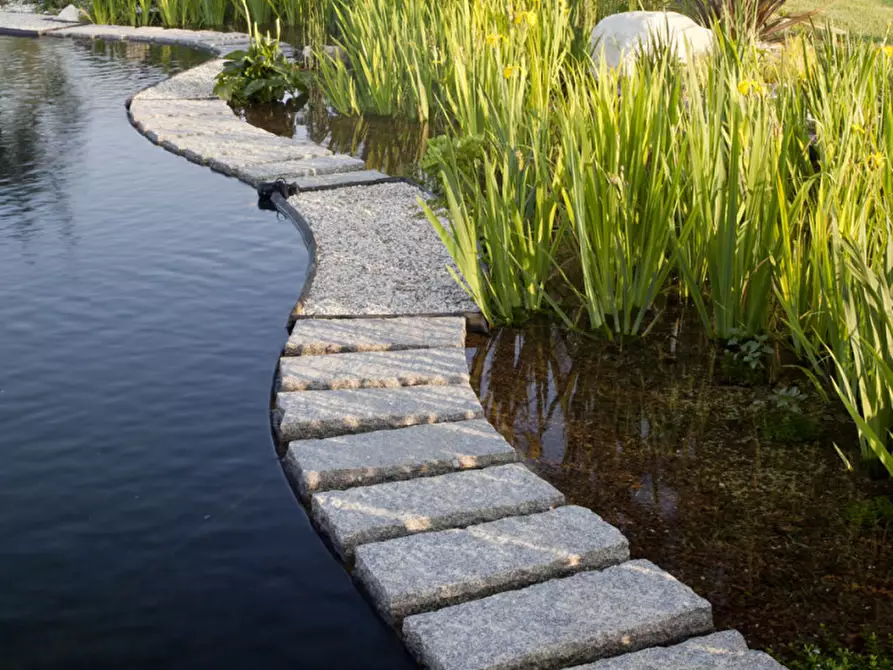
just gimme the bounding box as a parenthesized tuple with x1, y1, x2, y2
(402, 559, 714, 670)
(284, 419, 516, 500)
(312, 463, 565, 559)
(354, 506, 629, 622)
(568, 630, 787, 669)
(285, 317, 466, 356)
(279, 347, 470, 391)
(276, 384, 483, 441)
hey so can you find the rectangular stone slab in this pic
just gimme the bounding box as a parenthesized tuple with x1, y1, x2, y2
(312, 463, 565, 559)
(402, 559, 714, 670)
(285, 317, 466, 356)
(279, 348, 470, 391)
(571, 630, 787, 669)
(284, 419, 516, 500)
(354, 506, 629, 622)
(276, 385, 484, 441)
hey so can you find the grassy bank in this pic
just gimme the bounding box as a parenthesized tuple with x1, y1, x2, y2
(787, 0, 893, 39)
(314, 0, 893, 478)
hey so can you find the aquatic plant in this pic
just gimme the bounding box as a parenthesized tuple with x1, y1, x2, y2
(214, 9, 308, 105)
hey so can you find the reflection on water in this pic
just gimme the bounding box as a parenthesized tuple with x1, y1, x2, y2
(236, 89, 429, 177)
(0, 36, 415, 670)
(467, 318, 893, 653)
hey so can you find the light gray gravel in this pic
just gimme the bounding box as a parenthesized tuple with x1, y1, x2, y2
(354, 506, 629, 622)
(402, 559, 714, 670)
(283, 419, 516, 499)
(571, 631, 787, 669)
(279, 347, 470, 391)
(289, 183, 476, 317)
(312, 463, 565, 559)
(276, 384, 484, 441)
(285, 316, 466, 356)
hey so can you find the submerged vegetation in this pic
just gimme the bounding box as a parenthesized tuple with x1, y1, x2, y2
(313, 0, 893, 478)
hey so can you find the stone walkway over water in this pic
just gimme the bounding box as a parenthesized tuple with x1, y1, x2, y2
(0, 13, 788, 669)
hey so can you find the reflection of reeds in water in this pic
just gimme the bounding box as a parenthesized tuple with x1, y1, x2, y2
(470, 316, 725, 469)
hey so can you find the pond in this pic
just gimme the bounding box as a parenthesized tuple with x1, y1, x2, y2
(466, 316, 893, 659)
(0, 35, 415, 669)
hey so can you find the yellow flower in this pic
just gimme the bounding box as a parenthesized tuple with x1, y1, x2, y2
(865, 152, 886, 170)
(880, 45, 893, 57)
(513, 10, 536, 27)
(737, 79, 766, 96)
(853, 124, 866, 136)
(503, 64, 519, 78)
(486, 33, 503, 47)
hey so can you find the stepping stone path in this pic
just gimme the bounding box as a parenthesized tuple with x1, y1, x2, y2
(275, 314, 788, 669)
(0, 15, 787, 667)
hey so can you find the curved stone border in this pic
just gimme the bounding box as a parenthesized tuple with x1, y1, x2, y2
(0, 17, 787, 669)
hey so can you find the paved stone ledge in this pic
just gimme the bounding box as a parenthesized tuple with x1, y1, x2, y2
(289, 183, 476, 317)
(402, 559, 714, 670)
(283, 419, 516, 500)
(0, 10, 78, 35)
(312, 463, 565, 559)
(285, 317, 466, 356)
(276, 384, 484, 441)
(571, 631, 786, 670)
(279, 347, 469, 391)
(354, 506, 629, 622)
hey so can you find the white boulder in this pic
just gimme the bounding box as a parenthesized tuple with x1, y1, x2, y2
(56, 4, 86, 21)
(589, 11, 714, 74)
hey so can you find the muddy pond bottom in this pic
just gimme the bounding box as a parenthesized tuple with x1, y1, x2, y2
(466, 316, 893, 659)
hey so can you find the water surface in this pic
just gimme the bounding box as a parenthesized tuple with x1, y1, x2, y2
(0, 35, 415, 670)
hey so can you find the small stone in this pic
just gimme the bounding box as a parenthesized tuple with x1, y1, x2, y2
(589, 11, 714, 74)
(56, 5, 84, 22)
(276, 384, 484, 441)
(286, 317, 466, 356)
(284, 419, 516, 499)
(402, 559, 714, 670)
(570, 630, 788, 669)
(355, 506, 629, 622)
(312, 463, 565, 559)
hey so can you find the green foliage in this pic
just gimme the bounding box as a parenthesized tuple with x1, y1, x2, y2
(214, 18, 309, 105)
(420, 134, 485, 193)
(681, 0, 816, 42)
(785, 634, 893, 669)
(761, 386, 822, 442)
(320, 1, 893, 473)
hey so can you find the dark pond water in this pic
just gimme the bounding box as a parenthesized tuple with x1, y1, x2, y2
(467, 317, 893, 658)
(0, 36, 416, 670)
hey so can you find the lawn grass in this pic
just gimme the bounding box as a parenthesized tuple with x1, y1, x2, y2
(785, 0, 893, 39)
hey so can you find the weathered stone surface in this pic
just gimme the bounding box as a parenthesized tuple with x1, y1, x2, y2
(231, 155, 366, 185)
(283, 419, 515, 499)
(289, 183, 476, 317)
(589, 11, 714, 74)
(0, 10, 77, 34)
(279, 347, 469, 391)
(276, 384, 483, 441)
(286, 317, 466, 356)
(312, 463, 565, 559)
(355, 506, 629, 622)
(51, 24, 249, 52)
(129, 98, 234, 121)
(294, 170, 390, 190)
(132, 59, 223, 99)
(571, 631, 787, 669)
(402, 559, 714, 670)
(56, 5, 86, 22)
